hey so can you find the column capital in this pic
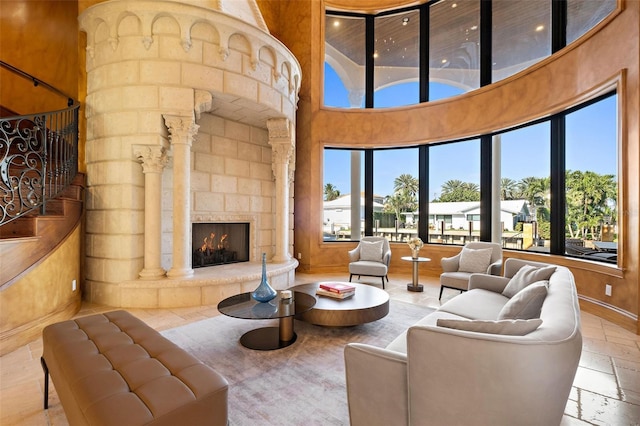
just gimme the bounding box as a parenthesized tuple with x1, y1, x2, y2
(267, 118, 295, 166)
(133, 145, 169, 173)
(163, 115, 199, 146)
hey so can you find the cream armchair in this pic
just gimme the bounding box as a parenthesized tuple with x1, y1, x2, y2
(439, 241, 502, 300)
(348, 236, 391, 289)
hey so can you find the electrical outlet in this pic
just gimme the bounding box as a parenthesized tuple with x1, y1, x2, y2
(72, 279, 77, 292)
(605, 284, 612, 296)
(297, 252, 302, 260)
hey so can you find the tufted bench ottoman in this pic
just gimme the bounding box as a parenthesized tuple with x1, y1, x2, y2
(41, 310, 228, 426)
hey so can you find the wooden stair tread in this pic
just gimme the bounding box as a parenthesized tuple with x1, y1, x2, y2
(0, 174, 84, 287)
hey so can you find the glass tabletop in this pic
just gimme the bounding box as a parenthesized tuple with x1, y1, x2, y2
(217, 291, 316, 320)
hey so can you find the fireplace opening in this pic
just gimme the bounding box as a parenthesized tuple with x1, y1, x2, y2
(192, 222, 250, 268)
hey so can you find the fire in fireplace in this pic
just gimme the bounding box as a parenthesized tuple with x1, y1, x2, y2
(192, 222, 249, 268)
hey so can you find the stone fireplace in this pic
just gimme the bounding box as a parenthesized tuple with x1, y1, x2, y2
(79, 0, 301, 308)
(192, 222, 250, 268)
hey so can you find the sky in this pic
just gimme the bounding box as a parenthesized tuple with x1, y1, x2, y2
(322, 63, 618, 199)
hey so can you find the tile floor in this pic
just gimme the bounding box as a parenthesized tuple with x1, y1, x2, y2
(1, 272, 639, 425)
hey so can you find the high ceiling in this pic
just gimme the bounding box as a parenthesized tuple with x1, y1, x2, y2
(325, 0, 613, 73)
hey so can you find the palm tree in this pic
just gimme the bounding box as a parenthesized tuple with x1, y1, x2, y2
(566, 170, 617, 239)
(394, 174, 419, 199)
(437, 180, 480, 202)
(517, 176, 550, 220)
(500, 178, 519, 200)
(324, 183, 341, 201)
(440, 179, 465, 196)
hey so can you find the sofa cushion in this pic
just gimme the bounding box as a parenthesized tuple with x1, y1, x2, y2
(359, 240, 384, 261)
(349, 261, 387, 276)
(498, 281, 548, 320)
(436, 318, 543, 335)
(438, 289, 509, 320)
(458, 247, 493, 273)
(385, 310, 459, 353)
(502, 265, 556, 298)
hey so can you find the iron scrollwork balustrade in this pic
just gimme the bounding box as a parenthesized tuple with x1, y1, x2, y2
(0, 106, 79, 226)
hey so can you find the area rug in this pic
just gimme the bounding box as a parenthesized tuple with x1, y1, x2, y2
(161, 300, 435, 426)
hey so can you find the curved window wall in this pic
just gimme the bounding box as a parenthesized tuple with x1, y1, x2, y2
(325, 0, 616, 108)
(322, 91, 619, 265)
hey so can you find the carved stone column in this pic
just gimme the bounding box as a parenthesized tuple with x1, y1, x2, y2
(164, 115, 198, 277)
(267, 118, 295, 263)
(134, 144, 169, 278)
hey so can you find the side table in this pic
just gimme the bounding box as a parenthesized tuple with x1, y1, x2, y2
(401, 256, 431, 292)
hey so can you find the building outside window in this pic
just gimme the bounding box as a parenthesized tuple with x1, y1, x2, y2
(497, 122, 551, 251)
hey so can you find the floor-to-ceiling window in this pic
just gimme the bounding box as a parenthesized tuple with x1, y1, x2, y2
(373, 148, 419, 241)
(324, 0, 615, 107)
(492, 0, 551, 82)
(324, 14, 366, 108)
(428, 140, 481, 245)
(497, 122, 551, 251)
(322, 1, 619, 264)
(321, 91, 618, 264)
(374, 10, 420, 107)
(565, 94, 618, 263)
(429, 0, 480, 98)
(323, 149, 364, 241)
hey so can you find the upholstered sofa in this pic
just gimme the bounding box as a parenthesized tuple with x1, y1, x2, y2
(344, 258, 582, 426)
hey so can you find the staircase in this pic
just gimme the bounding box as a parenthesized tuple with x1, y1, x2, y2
(0, 173, 84, 288)
(0, 61, 83, 355)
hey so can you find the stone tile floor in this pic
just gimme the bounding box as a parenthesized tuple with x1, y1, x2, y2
(1, 272, 639, 425)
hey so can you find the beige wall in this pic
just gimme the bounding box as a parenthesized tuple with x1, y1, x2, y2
(286, 1, 639, 333)
(0, 227, 82, 355)
(0, 0, 79, 115)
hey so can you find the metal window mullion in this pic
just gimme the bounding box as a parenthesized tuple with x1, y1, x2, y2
(552, 0, 567, 53)
(480, 0, 492, 86)
(418, 146, 429, 241)
(365, 16, 375, 109)
(550, 115, 566, 254)
(420, 4, 429, 102)
(480, 135, 492, 241)
(364, 150, 374, 235)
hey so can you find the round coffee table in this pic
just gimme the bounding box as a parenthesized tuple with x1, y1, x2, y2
(217, 291, 316, 351)
(290, 282, 389, 326)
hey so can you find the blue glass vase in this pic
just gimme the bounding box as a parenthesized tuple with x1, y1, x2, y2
(251, 253, 277, 303)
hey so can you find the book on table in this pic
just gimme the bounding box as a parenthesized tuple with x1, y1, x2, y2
(319, 282, 356, 294)
(316, 287, 355, 299)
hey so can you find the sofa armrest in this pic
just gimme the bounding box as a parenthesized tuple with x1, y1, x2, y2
(441, 253, 461, 272)
(487, 259, 503, 275)
(405, 325, 581, 426)
(348, 247, 360, 263)
(344, 343, 409, 426)
(468, 274, 511, 293)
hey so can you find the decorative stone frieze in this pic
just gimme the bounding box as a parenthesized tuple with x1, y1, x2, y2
(79, 0, 301, 106)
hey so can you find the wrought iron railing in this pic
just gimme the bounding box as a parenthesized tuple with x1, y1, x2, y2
(0, 61, 79, 227)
